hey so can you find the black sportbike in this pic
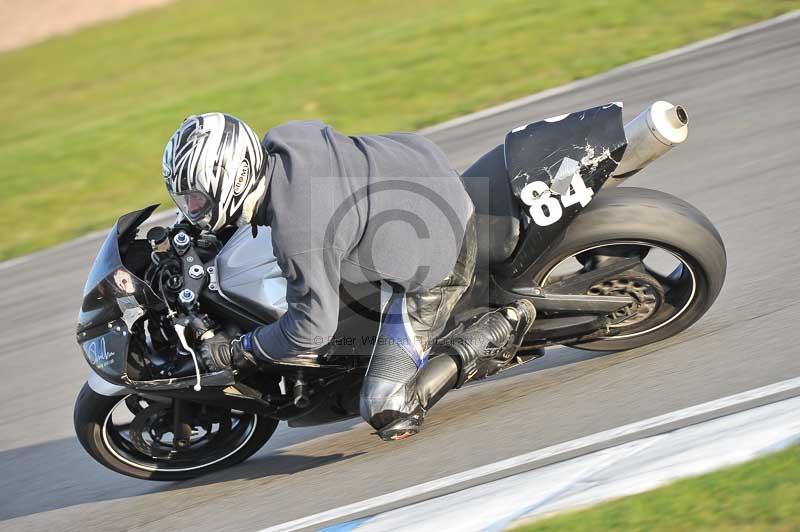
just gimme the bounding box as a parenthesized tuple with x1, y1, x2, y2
(74, 101, 726, 480)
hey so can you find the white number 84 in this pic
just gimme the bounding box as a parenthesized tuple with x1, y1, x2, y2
(519, 175, 594, 227)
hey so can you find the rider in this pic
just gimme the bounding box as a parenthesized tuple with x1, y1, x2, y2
(161, 112, 534, 440)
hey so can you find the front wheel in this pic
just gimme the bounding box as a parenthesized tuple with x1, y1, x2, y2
(74, 383, 278, 480)
(531, 187, 726, 351)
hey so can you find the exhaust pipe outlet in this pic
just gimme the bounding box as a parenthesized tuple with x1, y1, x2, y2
(605, 101, 689, 187)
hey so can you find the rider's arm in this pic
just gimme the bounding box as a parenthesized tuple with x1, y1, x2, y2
(252, 246, 343, 356)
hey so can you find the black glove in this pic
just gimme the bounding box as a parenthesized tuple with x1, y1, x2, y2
(198, 332, 259, 373)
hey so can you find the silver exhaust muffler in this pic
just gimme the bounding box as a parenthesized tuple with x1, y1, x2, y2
(604, 100, 689, 187)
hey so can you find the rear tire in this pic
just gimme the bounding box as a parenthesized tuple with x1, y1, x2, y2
(74, 383, 278, 481)
(532, 187, 726, 351)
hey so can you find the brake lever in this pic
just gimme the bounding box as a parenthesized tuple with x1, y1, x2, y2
(173, 323, 202, 391)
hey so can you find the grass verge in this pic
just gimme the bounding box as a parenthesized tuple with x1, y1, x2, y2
(2, 1, 799, 259)
(515, 443, 800, 531)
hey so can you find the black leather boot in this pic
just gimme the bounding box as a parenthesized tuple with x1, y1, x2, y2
(374, 355, 460, 441)
(375, 300, 535, 441)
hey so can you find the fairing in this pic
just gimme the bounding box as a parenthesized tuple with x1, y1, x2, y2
(77, 205, 164, 385)
(500, 102, 628, 278)
(215, 225, 288, 322)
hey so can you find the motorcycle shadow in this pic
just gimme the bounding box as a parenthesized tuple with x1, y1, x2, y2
(483, 345, 617, 383)
(0, 430, 364, 522)
(1, 348, 613, 523)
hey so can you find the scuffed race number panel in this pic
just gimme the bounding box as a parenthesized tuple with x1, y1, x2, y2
(505, 102, 627, 260)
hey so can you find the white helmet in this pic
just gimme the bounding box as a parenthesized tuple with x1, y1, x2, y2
(162, 113, 266, 232)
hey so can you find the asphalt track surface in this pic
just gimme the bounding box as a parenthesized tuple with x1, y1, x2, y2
(1, 14, 799, 532)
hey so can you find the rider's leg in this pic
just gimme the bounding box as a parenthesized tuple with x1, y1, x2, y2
(360, 211, 539, 440)
(358, 284, 430, 434)
(360, 218, 477, 440)
(372, 299, 535, 440)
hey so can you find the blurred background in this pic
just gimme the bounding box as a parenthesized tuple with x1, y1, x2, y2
(1, 0, 797, 259)
(2, 2, 799, 531)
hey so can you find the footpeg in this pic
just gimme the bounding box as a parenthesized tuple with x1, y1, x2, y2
(502, 299, 537, 349)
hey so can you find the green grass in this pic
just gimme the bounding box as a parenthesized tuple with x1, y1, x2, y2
(515, 444, 800, 532)
(1, 1, 798, 259)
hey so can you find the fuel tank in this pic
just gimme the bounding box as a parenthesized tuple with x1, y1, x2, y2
(214, 226, 288, 321)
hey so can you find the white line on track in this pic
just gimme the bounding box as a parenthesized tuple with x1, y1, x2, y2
(260, 376, 800, 532)
(329, 396, 800, 532)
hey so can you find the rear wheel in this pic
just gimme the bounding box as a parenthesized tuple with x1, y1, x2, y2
(74, 384, 278, 480)
(531, 187, 726, 351)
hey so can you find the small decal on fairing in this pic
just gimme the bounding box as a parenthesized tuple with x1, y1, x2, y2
(117, 295, 145, 329)
(544, 113, 569, 123)
(84, 336, 116, 370)
(548, 156, 581, 195)
(113, 269, 136, 294)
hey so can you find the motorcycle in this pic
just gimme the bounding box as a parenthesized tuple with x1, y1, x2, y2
(74, 101, 726, 480)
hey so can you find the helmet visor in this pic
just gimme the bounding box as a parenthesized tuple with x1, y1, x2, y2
(173, 190, 214, 227)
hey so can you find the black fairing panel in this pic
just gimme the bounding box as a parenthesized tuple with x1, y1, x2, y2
(499, 103, 627, 278)
(460, 144, 520, 267)
(77, 205, 164, 384)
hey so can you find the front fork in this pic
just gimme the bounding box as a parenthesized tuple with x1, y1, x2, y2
(172, 398, 194, 450)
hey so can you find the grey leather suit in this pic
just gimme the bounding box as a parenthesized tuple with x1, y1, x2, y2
(360, 218, 477, 430)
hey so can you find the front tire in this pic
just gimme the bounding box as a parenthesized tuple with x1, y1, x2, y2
(532, 187, 726, 351)
(74, 383, 278, 481)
